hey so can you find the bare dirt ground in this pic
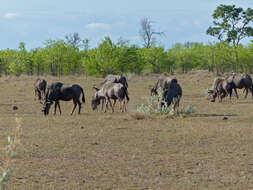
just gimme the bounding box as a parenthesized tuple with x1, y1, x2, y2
(1, 71, 253, 189)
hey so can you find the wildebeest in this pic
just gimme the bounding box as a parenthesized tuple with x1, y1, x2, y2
(91, 82, 129, 113)
(34, 78, 47, 103)
(227, 73, 253, 99)
(43, 82, 85, 115)
(101, 74, 128, 88)
(161, 80, 182, 111)
(208, 73, 253, 102)
(150, 75, 177, 96)
(208, 77, 235, 102)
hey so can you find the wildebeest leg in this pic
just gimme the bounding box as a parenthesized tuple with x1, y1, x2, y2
(38, 91, 42, 101)
(77, 100, 81, 114)
(123, 99, 127, 112)
(41, 89, 45, 101)
(57, 102, 61, 115)
(71, 100, 77, 115)
(228, 89, 233, 103)
(176, 97, 180, 108)
(250, 87, 253, 99)
(233, 88, 239, 99)
(217, 93, 221, 102)
(54, 102, 58, 115)
(112, 99, 117, 109)
(101, 99, 104, 111)
(107, 98, 114, 113)
(244, 88, 248, 99)
(118, 100, 123, 112)
(122, 100, 126, 112)
(39, 92, 43, 103)
(104, 101, 107, 113)
(105, 100, 110, 112)
(104, 99, 109, 113)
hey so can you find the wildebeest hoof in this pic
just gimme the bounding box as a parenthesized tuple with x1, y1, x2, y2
(12, 106, 18, 110)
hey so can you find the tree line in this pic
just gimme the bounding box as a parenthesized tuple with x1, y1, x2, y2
(0, 4, 252, 77)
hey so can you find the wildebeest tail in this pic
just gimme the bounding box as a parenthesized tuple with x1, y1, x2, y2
(81, 87, 85, 103)
(123, 86, 129, 102)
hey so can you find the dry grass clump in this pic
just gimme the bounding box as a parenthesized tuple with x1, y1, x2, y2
(0, 118, 22, 190)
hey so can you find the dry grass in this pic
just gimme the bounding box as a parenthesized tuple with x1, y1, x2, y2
(1, 71, 253, 189)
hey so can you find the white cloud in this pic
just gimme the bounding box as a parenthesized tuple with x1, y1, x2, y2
(3, 12, 20, 19)
(85, 23, 112, 30)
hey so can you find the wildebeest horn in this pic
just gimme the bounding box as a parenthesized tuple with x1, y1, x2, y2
(93, 86, 100, 91)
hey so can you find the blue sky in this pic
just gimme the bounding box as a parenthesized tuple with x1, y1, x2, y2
(1, 0, 252, 50)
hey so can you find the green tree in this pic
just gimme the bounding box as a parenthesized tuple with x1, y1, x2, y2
(142, 46, 171, 73)
(8, 42, 29, 76)
(206, 4, 253, 71)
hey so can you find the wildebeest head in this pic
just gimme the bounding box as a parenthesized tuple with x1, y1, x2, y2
(91, 87, 101, 110)
(208, 89, 217, 102)
(150, 87, 158, 96)
(42, 87, 56, 115)
(42, 101, 53, 115)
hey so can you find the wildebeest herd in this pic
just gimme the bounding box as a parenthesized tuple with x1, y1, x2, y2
(34, 72, 253, 116)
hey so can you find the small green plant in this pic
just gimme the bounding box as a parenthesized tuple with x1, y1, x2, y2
(137, 88, 169, 115)
(0, 118, 22, 190)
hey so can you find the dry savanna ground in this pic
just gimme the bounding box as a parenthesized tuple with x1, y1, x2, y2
(1, 71, 253, 189)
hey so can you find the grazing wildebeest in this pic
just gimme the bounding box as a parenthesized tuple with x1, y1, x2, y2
(91, 82, 129, 113)
(34, 78, 47, 103)
(150, 75, 177, 96)
(161, 80, 182, 111)
(43, 82, 85, 115)
(101, 74, 128, 88)
(208, 77, 235, 102)
(227, 73, 253, 99)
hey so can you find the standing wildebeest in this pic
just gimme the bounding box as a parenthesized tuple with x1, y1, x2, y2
(150, 75, 177, 96)
(227, 73, 253, 99)
(101, 74, 128, 88)
(161, 80, 182, 111)
(43, 82, 85, 115)
(91, 82, 129, 113)
(34, 78, 47, 103)
(208, 77, 235, 102)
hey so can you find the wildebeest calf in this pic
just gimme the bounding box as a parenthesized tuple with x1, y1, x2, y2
(43, 82, 85, 115)
(34, 78, 47, 103)
(91, 82, 129, 113)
